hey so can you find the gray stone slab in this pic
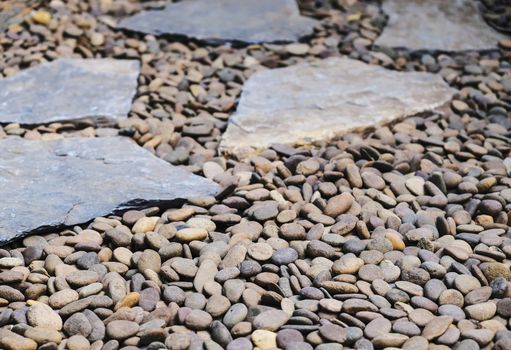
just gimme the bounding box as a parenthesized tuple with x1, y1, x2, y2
(0, 137, 219, 244)
(0, 58, 139, 125)
(375, 0, 508, 51)
(118, 0, 318, 44)
(220, 57, 456, 159)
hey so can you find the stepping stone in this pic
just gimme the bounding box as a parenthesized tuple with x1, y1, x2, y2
(0, 58, 139, 125)
(375, 0, 508, 51)
(118, 0, 318, 44)
(0, 137, 219, 244)
(220, 57, 456, 159)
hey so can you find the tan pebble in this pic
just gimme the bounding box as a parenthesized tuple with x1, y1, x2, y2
(190, 84, 205, 97)
(67, 334, 90, 350)
(49, 289, 79, 309)
(281, 298, 295, 315)
(166, 207, 195, 221)
(499, 39, 511, 49)
(113, 247, 133, 266)
(232, 321, 252, 336)
(203, 161, 224, 179)
(132, 217, 159, 233)
(1, 334, 37, 350)
(0, 257, 23, 268)
(285, 43, 310, 55)
(98, 247, 112, 262)
(138, 249, 161, 272)
(465, 302, 496, 321)
(27, 303, 62, 331)
(32, 11, 51, 25)
(186, 217, 216, 232)
(480, 319, 506, 333)
(103, 262, 129, 274)
(203, 280, 222, 296)
(372, 333, 409, 348)
(332, 255, 364, 274)
(451, 100, 469, 113)
(67, 230, 102, 245)
(475, 215, 493, 226)
(176, 228, 208, 241)
(251, 329, 277, 350)
(385, 231, 405, 250)
(422, 315, 452, 340)
(319, 298, 343, 313)
(324, 192, 353, 217)
(24, 326, 62, 345)
(115, 292, 140, 310)
(248, 242, 273, 261)
(90, 32, 105, 46)
(438, 289, 464, 307)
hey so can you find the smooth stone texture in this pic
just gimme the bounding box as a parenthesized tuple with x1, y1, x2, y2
(27, 303, 62, 331)
(220, 57, 455, 158)
(0, 58, 139, 124)
(106, 320, 139, 340)
(375, 0, 508, 51)
(252, 329, 277, 350)
(0, 137, 218, 244)
(118, 0, 318, 44)
(253, 309, 291, 331)
(422, 315, 452, 340)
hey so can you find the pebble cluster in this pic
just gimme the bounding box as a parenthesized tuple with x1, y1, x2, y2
(1, 1, 511, 350)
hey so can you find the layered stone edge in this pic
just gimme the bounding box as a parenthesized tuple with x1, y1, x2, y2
(117, 0, 319, 44)
(219, 58, 458, 160)
(374, 0, 509, 52)
(0, 58, 140, 125)
(0, 137, 219, 245)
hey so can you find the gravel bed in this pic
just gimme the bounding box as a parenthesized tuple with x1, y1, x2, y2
(0, 1, 511, 350)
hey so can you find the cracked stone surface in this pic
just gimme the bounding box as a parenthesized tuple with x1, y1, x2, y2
(0, 58, 140, 125)
(0, 137, 219, 244)
(118, 0, 318, 44)
(375, 0, 509, 51)
(220, 57, 457, 159)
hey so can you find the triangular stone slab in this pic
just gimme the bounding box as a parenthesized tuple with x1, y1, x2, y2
(118, 0, 318, 44)
(375, 0, 508, 51)
(0, 137, 219, 244)
(220, 57, 456, 159)
(0, 58, 140, 125)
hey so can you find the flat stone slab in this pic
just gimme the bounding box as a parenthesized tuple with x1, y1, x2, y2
(0, 137, 219, 244)
(220, 57, 456, 159)
(0, 58, 139, 125)
(375, 0, 508, 51)
(118, 0, 318, 44)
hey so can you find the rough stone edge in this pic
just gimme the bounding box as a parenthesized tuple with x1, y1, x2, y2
(0, 58, 141, 126)
(0, 136, 219, 246)
(219, 63, 458, 160)
(116, 1, 319, 45)
(373, 0, 509, 52)
(0, 198, 192, 246)
(220, 104, 453, 161)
